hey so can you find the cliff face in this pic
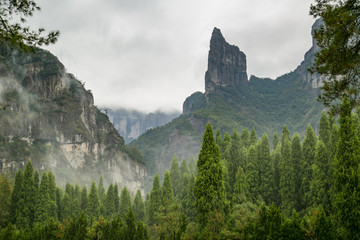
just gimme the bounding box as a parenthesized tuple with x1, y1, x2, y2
(106, 108, 180, 143)
(205, 27, 248, 94)
(0, 44, 145, 194)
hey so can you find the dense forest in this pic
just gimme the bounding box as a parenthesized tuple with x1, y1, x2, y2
(0, 98, 359, 239)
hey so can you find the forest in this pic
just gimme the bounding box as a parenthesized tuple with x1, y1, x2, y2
(0, 98, 359, 239)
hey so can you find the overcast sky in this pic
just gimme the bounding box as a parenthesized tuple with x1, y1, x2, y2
(28, 0, 316, 113)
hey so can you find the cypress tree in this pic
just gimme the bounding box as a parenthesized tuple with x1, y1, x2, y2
(333, 97, 360, 239)
(301, 124, 317, 210)
(250, 128, 257, 146)
(133, 189, 145, 222)
(73, 185, 81, 216)
(273, 132, 279, 150)
(246, 145, 260, 202)
(215, 129, 223, 148)
(35, 172, 51, 224)
(47, 171, 56, 202)
(80, 187, 88, 212)
(258, 134, 273, 204)
(319, 111, 331, 148)
(281, 125, 290, 155)
(188, 155, 197, 175)
(105, 183, 116, 218)
(34, 170, 39, 192)
(62, 183, 74, 220)
(149, 173, 162, 225)
(162, 170, 174, 205)
(114, 183, 120, 213)
(56, 187, 63, 221)
(279, 136, 296, 215)
(194, 123, 227, 229)
(98, 176, 106, 216)
(221, 132, 231, 156)
(180, 158, 190, 178)
(119, 186, 131, 219)
(9, 170, 23, 224)
(180, 174, 196, 222)
(232, 166, 248, 205)
(170, 155, 182, 198)
(240, 128, 250, 148)
(291, 133, 303, 211)
(227, 130, 242, 197)
(0, 175, 11, 227)
(87, 181, 100, 224)
(271, 145, 281, 206)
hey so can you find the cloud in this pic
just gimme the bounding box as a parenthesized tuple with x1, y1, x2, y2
(27, 0, 315, 112)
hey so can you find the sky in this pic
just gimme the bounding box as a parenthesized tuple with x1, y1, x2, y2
(28, 0, 316, 113)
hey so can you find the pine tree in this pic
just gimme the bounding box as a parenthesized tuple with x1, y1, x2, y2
(291, 133, 303, 211)
(246, 145, 260, 202)
(180, 174, 196, 222)
(220, 132, 231, 156)
(133, 189, 145, 222)
(232, 167, 248, 205)
(34, 172, 51, 224)
(114, 183, 120, 213)
(188, 155, 197, 175)
(162, 170, 174, 205)
(279, 136, 296, 215)
(87, 181, 100, 224)
(105, 183, 116, 218)
(148, 173, 162, 225)
(9, 170, 23, 224)
(56, 187, 63, 221)
(47, 171, 58, 220)
(271, 145, 281, 206)
(194, 123, 228, 229)
(250, 128, 257, 146)
(258, 134, 274, 204)
(170, 155, 182, 198)
(319, 111, 331, 148)
(333, 97, 360, 239)
(301, 124, 317, 210)
(62, 183, 74, 220)
(226, 130, 242, 198)
(215, 129, 223, 148)
(273, 132, 279, 150)
(98, 176, 106, 217)
(120, 186, 131, 219)
(240, 128, 250, 148)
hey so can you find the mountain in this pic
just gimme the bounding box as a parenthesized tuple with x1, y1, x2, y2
(131, 20, 324, 189)
(0, 43, 145, 194)
(105, 108, 180, 143)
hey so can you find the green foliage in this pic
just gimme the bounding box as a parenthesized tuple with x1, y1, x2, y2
(87, 181, 100, 224)
(133, 189, 145, 222)
(194, 123, 228, 229)
(0, 175, 11, 227)
(104, 183, 116, 219)
(162, 170, 174, 205)
(148, 173, 162, 225)
(170, 155, 181, 198)
(257, 134, 274, 204)
(119, 186, 131, 219)
(245, 145, 259, 202)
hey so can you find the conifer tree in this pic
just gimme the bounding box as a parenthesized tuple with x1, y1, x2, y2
(258, 134, 274, 204)
(87, 181, 100, 224)
(281, 125, 290, 155)
(120, 186, 131, 219)
(114, 183, 120, 213)
(80, 187, 88, 212)
(330, 123, 339, 160)
(73, 185, 81, 216)
(17, 161, 36, 228)
(162, 170, 174, 205)
(301, 124, 317, 210)
(98, 176, 106, 216)
(273, 132, 279, 150)
(232, 167, 248, 205)
(180, 158, 190, 178)
(188, 155, 197, 175)
(105, 183, 116, 218)
(0, 175, 11, 227)
(133, 189, 145, 222)
(149, 173, 162, 225)
(194, 123, 228, 229)
(62, 183, 74, 220)
(180, 174, 196, 222)
(310, 140, 332, 212)
(279, 136, 296, 215)
(215, 129, 223, 148)
(34, 170, 39, 191)
(10, 170, 23, 224)
(227, 130, 242, 197)
(250, 128, 257, 146)
(56, 187, 63, 221)
(47, 171, 56, 202)
(246, 145, 260, 201)
(35, 172, 51, 224)
(291, 133, 303, 211)
(271, 145, 281, 206)
(333, 97, 360, 239)
(240, 128, 250, 148)
(319, 111, 331, 148)
(170, 155, 182, 198)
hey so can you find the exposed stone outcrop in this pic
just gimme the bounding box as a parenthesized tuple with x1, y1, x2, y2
(0, 44, 145, 195)
(205, 27, 248, 94)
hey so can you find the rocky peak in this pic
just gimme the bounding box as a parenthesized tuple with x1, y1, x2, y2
(205, 27, 248, 93)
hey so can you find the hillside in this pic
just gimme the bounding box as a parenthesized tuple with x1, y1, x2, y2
(131, 20, 324, 189)
(0, 43, 145, 194)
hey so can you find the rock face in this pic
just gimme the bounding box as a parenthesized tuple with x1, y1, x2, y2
(106, 108, 180, 143)
(0, 44, 145, 195)
(205, 28, 248, 94)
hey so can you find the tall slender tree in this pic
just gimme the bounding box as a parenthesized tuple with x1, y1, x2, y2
(291, 133, 303, 211)
(250, 128, 257, 146)
(87, 181, 100, 224)
(120, 186, 131, 219)
(149, 173, 162, 225)
(133, 189, 145, 222)
(170, 155, 182, 198)
(258, 134, 274, 204)
(194, 123, 228, 229)
(162, 170, 174, 205)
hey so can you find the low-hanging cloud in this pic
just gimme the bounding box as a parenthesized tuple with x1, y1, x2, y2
(27, 0, 315, 113)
